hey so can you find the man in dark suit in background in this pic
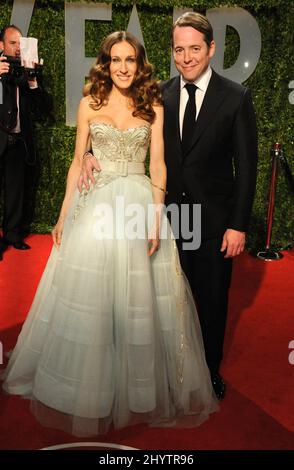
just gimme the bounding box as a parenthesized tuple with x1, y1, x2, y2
(0, 25, 52, 261)
(162, 12, 258, 398)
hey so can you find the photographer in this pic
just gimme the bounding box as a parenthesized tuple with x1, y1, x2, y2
(0, 25, 52, 260)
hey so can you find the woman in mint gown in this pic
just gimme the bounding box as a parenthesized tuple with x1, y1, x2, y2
(2, 31, 218, 436)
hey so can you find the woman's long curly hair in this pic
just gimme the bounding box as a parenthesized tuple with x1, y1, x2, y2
(83, 31, 162, 124)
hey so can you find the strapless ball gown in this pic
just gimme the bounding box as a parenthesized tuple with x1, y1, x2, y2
(2, 122, 218, 436)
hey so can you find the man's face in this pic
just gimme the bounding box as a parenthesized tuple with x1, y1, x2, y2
(0, 27, 21, 57)
(172, 26, 215, 82)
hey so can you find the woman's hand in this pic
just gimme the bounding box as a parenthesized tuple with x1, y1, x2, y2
(148, 235, 160, 257)
(52, 218, 64, 249)
(148, 218, 161, 256)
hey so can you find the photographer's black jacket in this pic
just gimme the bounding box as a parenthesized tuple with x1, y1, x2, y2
(0, 74, 53, 160)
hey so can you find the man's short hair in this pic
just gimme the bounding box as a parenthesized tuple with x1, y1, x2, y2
(172, 12, 213, 47)
(0, 25, 23, 43)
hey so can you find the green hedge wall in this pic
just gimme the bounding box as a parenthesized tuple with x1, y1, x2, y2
(0, 0, 293, 251)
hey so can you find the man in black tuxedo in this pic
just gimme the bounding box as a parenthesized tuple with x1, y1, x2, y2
(78, 13, 258, 400)
(162, 12, 258, 398)
(0, 25, 52, 261)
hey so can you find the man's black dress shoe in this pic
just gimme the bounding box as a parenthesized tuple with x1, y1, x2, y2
(211, 373, 226, 400)
(12, 241, 31, 250)
(0, 244, 7, 261)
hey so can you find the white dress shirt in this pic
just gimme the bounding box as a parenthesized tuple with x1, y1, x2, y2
(179, 65, 212, 139)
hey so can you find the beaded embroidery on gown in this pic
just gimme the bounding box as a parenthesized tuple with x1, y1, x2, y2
(2, 122, 218, 436)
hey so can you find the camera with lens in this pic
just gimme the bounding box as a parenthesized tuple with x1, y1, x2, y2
(0, 51, 42, 81)
(2, 55, 23, 78)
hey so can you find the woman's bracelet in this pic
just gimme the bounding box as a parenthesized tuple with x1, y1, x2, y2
(83, 151, 93, 159)
(151, 182, 168, 194)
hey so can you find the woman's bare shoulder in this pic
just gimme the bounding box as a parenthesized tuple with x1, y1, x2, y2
(80, 95, 92, 107)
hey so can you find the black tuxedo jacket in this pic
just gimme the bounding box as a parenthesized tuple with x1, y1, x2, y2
(0, 75, 52, 160)
(162, 69, 258, 240)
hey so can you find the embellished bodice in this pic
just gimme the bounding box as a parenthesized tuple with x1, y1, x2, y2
(73, 122, 151, 220)
(90, 122, 151, 163)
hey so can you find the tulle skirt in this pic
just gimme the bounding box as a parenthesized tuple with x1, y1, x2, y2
(1, 174, 218, 436)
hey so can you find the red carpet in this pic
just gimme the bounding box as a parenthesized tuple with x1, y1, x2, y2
(0, 235, 293, 450)
(223, 249, 294, 433)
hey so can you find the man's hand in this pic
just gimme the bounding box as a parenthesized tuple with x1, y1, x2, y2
(220, 229, 246, 258)
(23, 59, 38, 87)
(0, 56, 10, 75)
(78, 153, 101, 192)
(28, 77, 37, 87)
